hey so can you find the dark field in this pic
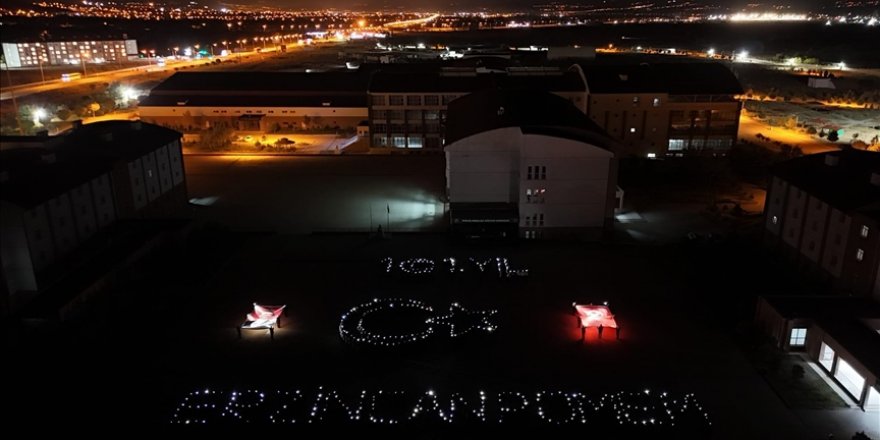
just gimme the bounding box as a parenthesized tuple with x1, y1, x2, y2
(393, 22, 880, 68)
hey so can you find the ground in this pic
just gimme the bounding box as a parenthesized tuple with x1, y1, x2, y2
(9, 155, 877, 438)
(6, 233, 814, 438)
(184, 155, 447, 233)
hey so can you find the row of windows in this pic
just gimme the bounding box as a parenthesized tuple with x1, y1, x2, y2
(524, 230, 542, 239)
(373, 110, 443, 121)
(372, 123, 442, 134)
(773, 204, 870, 240)
(524, 213, 545, 227)
(371, 95, 459, 107)
(372, 135, 426, 148)
(668, 138, 734, 151)
(596, 97, 662, 107)
(525, 188, 546, 204)
(527, 165, 546, 180)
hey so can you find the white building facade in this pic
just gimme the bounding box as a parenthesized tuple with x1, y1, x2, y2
(446, 127, 615, 239)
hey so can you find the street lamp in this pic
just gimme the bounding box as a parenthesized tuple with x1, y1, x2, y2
(80, 50, 88, 76)
(32, 107, 47, 126)
(119, 86, 138, 103)
(172, 46, 179, 58)
(37, 56, 46, 83)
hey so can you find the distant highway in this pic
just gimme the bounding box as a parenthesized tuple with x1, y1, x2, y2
(0, 49, 271, 102)
(383, 14, 440, 29)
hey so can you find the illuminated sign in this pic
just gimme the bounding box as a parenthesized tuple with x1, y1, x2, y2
(380, 257, 527, 278)
(171, 387, 712, 428)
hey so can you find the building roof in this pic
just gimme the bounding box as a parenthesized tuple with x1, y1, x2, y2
(1, 121, 181, 208)
(444, 90, 616, 150)
(149, 71, 371, 95)
(581, 62, 743, 95)
(762, 296, 880, 381)
(0, 149, 109, 208)
(771, 150, 880, 212)
(368, 68, 585, 93)
(139, 94, 367, 108)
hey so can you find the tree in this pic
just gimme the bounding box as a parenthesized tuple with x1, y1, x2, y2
(200, 122, 234, 151)
(828, 130, 839, 142)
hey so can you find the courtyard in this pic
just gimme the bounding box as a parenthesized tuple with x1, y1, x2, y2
(8, 231, 823, 438)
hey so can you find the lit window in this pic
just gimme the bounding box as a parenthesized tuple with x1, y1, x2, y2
(647, 153, 656, 159)
(789, 328, 807, 347)
(861, 225, 869, 238)
(856, 249, 864, 261)
(668, 139, 686, 151)
(819, 342, 835, 371)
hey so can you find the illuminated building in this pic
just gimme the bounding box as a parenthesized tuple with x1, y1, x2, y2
(139, 71, 370, 132)
(444, 90, 618, 240)
(0, 121, 187, 317)
(764, 150, 880, 300)
(368, 65, 587, 150)
(581, 63, 743, 157)
(755, 296, 880, 411)
(1, 39, 138, 68)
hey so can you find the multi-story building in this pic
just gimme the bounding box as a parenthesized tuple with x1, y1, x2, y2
(0, 120, 187, 316)
(367, 65, 588, 149)
(139, 71, 370, 133)
(581, 63, 743, 158)
(444, 90, 618, 240)
(763, 150, 880, 300)
(1, 39, 138, 68)
(139, 62, 741, 158)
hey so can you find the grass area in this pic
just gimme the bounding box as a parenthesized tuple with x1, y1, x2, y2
(761, 354, 848, 409)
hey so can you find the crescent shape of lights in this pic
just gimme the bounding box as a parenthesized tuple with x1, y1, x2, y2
(339, 298, 499, 347)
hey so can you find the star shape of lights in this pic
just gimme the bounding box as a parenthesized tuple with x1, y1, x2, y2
(429, 302, 499, 338)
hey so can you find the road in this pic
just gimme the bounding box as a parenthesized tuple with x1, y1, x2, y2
(383, 13, 440, 29)
(1, 47, 280, 102)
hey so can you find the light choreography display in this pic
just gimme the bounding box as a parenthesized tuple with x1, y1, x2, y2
(171, 387, 712, 429)
(338, 298, 498, 347)
(381, 256, 528, 278)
